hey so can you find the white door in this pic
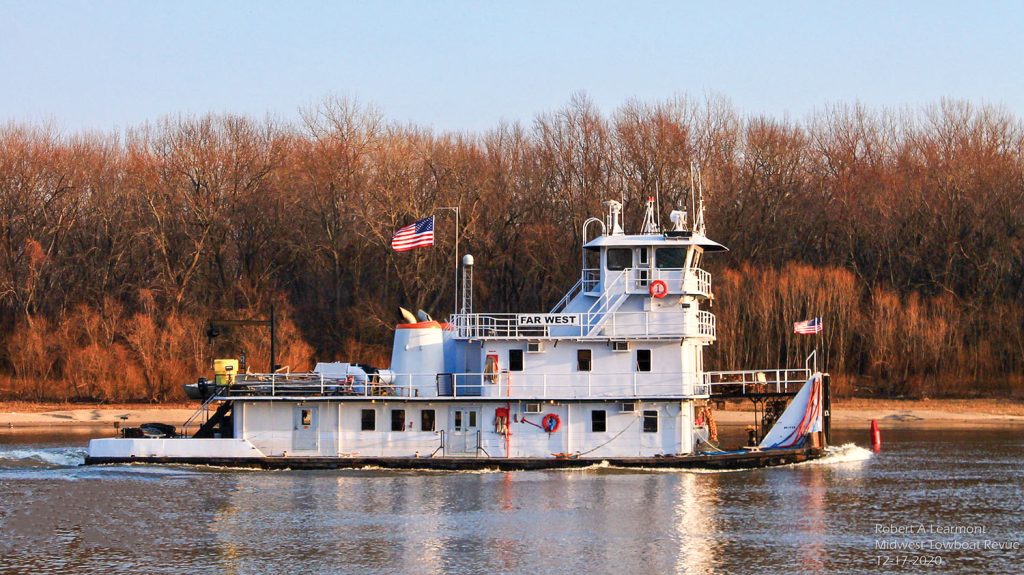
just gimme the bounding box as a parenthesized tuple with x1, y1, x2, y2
(292, 405, 319, 452)
(639, 405, 680, 456)
(635, 247, 650, 289)
(448, 408, 480, 455)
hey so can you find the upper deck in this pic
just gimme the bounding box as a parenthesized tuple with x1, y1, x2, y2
(451, 198, 726, 342)
(451, 254, 717, 340)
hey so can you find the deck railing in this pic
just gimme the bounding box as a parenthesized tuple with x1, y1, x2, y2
(625, 267, 712, 296)
(703, 368, 811, 396)
(220, 371, 711, 400)
(559, 267, 712, 303)
(450, 310, 716, 340)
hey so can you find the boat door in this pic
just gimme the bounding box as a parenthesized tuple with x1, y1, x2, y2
(634, 247, 651, 289)
(447, 407, 480, 455)
(292, 405, 319, 452)
(639, 405, 679, 456)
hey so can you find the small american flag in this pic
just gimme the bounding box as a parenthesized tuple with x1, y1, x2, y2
(391, 216, 435, 251)
(793, 317, 823, 335)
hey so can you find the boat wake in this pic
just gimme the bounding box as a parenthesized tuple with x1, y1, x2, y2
(794, 442, 873, 466)
(0, 446, 87, 468)
(563, 443, 874, 474)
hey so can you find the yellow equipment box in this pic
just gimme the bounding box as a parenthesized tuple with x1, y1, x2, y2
(213, 358, 239, 386)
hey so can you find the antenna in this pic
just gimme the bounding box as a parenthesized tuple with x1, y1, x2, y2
(460, 254, 474, 314)
(689, 162, 697, 227)
(654, 179, 661, 233)
(694, 165, 706, 235)
(641, 197, 660, 234)
(603, 200, 624, 235)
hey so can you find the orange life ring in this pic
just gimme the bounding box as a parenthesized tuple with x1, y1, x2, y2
(541, 413, 561, 433)
(649, 280, 668, 298)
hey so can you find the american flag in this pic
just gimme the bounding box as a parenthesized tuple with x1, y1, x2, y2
(391, 216, 435, 251)
(793, 317, 823, 335)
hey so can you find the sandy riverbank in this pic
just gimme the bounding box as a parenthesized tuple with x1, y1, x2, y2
(0, 402, 199, 431)
(2, 398, 1024, 432)
(714, 398, 1024, 429)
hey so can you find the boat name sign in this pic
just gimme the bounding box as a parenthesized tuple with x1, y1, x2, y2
(517, 314, 579, 326)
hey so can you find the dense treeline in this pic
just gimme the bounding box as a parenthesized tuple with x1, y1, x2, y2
(0, 95, 1021, 401)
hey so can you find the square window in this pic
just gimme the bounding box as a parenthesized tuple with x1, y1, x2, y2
(361, 409, 376, 431)
(636, 349, 652, 372)
(577, 349, 592, 372)
(509, 349, 524, 372)
(421, 409, 435, 431)
(525, 403, 542, 414)
(643, 410, 658, 433)
(591, 410, 607, 433)
(391, 409, 406, 432)
(655, 247, 686, 269)
(607, 248, 632, 271)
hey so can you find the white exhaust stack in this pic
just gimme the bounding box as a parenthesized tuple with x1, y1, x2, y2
(390, 318, 445, 394)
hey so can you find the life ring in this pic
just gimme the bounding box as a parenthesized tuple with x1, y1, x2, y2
(649, 280, 668, 298)
(541, 413, 561, 433)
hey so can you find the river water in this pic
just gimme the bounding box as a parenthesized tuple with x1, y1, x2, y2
(0, 428, 1021, 574)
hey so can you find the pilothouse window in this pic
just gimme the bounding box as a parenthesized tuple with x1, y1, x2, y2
(655, 247, 686, 269)
(606, 248, 632, 271)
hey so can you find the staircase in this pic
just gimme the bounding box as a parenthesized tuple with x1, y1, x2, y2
(193, 401, 234, 438)
(582, 271, 630, 336)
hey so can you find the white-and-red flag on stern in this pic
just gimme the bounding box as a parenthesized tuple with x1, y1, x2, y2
(391, 216, 435, 251)
(793, 317, 823, 335)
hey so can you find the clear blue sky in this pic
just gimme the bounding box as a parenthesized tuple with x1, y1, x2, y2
(2, 1, 1021, 133)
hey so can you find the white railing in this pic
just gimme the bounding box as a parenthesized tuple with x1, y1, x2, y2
(582, 270, 628, 333)
(226, 371, 711, 400)
(549, 276, 584, 314)
(625, 267, 712, 296)
(703, 368, 811, 396)
(697, 310, 716, 337)
(451, 310, 716, 340)
(544, 266, 712, 319)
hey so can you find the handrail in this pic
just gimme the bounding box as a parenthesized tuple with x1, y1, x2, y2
(585, 290, 629, 336)
(579, 270, 626, 332)
(703, 368, 811, 395)
(624, 267, 712, 295)
(224, 370, 713, 399)
(449, 309, 716, 340)
(549, 276, 583, 314)
(181, 386, 225, 437)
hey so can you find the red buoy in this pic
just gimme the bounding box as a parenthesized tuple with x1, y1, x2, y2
(870, 419, 882, 451)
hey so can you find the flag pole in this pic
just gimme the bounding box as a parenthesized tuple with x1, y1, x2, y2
(438, 206, 460, 316)
(819, 315, 824, 373)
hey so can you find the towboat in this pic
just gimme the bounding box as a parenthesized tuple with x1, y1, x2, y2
(86, 196, 830, 470)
